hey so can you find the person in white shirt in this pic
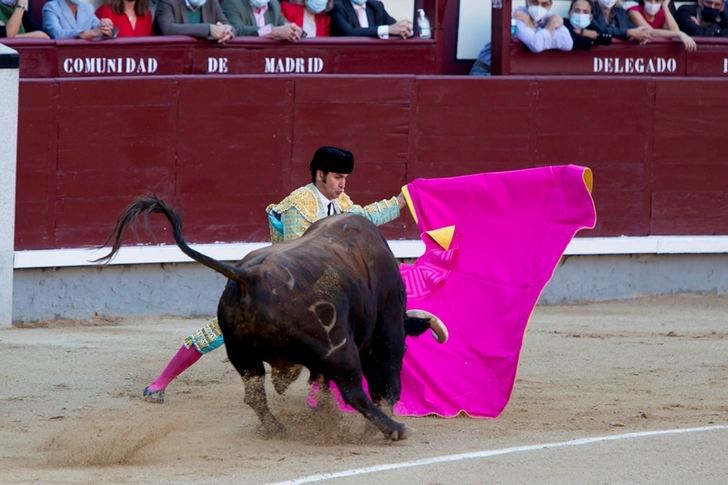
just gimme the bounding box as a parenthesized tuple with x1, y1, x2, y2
(512, 0, 574, 52)
(470, 0, 572, 76)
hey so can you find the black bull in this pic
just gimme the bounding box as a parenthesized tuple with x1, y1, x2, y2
(96, 196, 446, 440)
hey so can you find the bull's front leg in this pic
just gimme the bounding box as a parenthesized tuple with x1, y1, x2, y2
(334, 373, 409, 441)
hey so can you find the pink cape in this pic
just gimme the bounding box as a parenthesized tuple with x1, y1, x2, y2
(394, 165, 596, 418)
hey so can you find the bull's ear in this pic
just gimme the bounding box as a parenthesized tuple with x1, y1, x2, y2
(404, 317, 431, 337)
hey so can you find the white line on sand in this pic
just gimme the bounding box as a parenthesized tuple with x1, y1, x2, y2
(270, 424, 728, 484)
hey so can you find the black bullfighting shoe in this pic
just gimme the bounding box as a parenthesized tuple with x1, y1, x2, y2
(142, 386, 165, 404)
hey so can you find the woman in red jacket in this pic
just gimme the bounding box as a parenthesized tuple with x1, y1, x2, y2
(96, 0, 153, 37)
(280, 0, 331, 37)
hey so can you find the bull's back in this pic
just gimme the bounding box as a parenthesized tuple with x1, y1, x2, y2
(241, 214, 401, 311)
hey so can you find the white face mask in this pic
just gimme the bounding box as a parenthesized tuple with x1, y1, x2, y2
(644, 1, 661, 15)
(249, 0, 270, 8)
(598, 0, 617, 8)
(570, 12, 591, 28)
(187, 0, 206, 7)
(527, 5, 549, 22)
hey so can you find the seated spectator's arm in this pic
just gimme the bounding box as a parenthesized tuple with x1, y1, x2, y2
(662, 0, 681, 32)
(515, 18, 552, 52)
(212, 0, 231, 26)
(4, 1, 25, 38)
(156, 0, 211, 37)
(43, 3, 85, 39)
(266, 23, 303, 41)
(606, 22, 631, 39)
(675, 7, 720, 36)
(569, 28, 596, 50)
(547, 16, 573, 51)
(593, 27, 613, 46)
(222, 0, 260, 36)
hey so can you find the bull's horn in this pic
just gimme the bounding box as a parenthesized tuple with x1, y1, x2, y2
(406, 309, 449, 344)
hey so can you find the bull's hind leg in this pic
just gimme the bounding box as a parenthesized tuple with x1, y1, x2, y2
(227, 352, 284, 436)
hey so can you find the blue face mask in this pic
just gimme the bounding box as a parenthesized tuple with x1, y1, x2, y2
(188, 0, 206, 7)
(351, 0, 367, 5)
(249, 0, 270, 8)
(306, 0, 327, 13)
(570, 12, 591, 29)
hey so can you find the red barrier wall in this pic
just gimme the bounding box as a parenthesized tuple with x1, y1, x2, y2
(15, 74, 728, 251)
(3, 37, 440, 78)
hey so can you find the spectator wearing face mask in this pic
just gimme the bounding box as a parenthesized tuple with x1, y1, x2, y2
(280, 0, 331, 37)
(592, 0, 652, 42)
(42, 0, 115, 39)
(330, 0, 413, 39)
(675, 0, 728, 37)
(223, 0, 303, 41)
(469, 0, 571, 76)
(154, 0, 234, 43)
(0, 0, 50, 38)
(512, 0, 573, 52)
(564, 0, 612, 50)
(627, 0, 696, 50)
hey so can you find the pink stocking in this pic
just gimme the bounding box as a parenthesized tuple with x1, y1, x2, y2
(146, 345, 202, 392)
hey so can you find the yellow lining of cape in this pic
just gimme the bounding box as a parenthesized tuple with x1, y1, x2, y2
(583, 168, 593, 194)
(426, 225, 456, 251)
(402, 185, 417, 224)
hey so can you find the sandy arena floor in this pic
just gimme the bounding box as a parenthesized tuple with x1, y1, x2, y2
(1, 295, 727, 484)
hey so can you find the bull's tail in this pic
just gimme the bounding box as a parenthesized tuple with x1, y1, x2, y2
(92, 195, 248, 284)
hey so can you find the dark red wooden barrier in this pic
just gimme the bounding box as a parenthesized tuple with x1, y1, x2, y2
(509, 39, 688, 76)
(2, 37, 439, 78)
(14, 74, 728, 250)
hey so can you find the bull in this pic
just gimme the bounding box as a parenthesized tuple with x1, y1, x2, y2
(96, 196, 447, 440)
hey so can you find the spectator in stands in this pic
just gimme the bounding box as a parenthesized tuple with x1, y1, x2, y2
(281, 0, 331, 37)
(470, 0, 573, 76)
(155, 0, 234, 43)
(675, 0, 728, 37)
(512, 0, 573, 52)
(592, 0, 652, 42)
(96, 0, 154, 37)
(330, 0, 413, 39)
(43, 0, 115, 39)
(223, 0, 303, 40)
(564, 0, 612, 49)
(628, 0, 697, 50)
(0, 0, 49, 38)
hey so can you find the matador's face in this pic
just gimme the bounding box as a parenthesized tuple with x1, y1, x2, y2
(317, 171, 348, 200)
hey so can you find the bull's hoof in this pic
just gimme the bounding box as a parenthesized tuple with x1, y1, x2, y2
(387, 425, 410, 441)
(142, 386, 165, 404)
(260, 419, 287, 438)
